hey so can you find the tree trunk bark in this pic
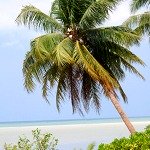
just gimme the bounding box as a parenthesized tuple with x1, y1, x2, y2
(108, 91, 136, 134)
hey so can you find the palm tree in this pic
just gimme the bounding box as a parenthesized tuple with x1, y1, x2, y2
(16, 0, 145, 134)
(123, 0, 150, 37)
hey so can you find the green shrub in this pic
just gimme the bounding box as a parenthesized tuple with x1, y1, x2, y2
(145, 125, 150, 131)
(4, 128, 58, 150)
(98, 125, 150, 150)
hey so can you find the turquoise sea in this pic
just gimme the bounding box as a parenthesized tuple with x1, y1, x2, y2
(0, 116, 150, 127)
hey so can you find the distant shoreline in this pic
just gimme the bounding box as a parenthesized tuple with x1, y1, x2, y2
(0, 116, 150, 127)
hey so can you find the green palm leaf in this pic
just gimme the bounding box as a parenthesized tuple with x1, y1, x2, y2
(131, 0, 150, 12)
(123, 12, 150, 36)
(74, 41, 118, 89)
(16, 5, 63, 32)
(85, 26, 141, 46)
(23, 33, 64, 92)
(32, 33, 64, 60)
(79, 0, 122, 29)
(81, 72, 101, 112)
(55, 66, 68, 111)
(53, 37, 74, 66)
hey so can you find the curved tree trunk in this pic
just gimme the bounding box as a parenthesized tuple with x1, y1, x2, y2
(108, 91, 136, 134)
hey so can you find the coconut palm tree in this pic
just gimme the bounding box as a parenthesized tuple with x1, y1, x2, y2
(16, 0, 145, 134)
(123, 0, 150, 37)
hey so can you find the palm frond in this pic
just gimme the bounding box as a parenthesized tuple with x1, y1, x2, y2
(81, 72, 92, 112)
(50, 0, 70, 27)
(73, 41, 118, 90)
(79, 0, 122, 29)
(85, 26, 141, 46)
(53, 37, 74, 66)
(90, 80, 101, 113)
(131, 0, 150, 12)
(66, 66, 81, 114)
(42, 71, 50, 103)
(42, 63, 60, 100)
(123, 12, 150, 36)
(50, 0, 95, 28)
(23, 52, 36, 92)
(55, 66, 68, 111)
(121, 57, 145, 80)
(23, 33, 64, 92)
(45, 64, 60, 88)
(88, 39, 145, 79)
(81, 72, 101, 113)
(16, 5, 63, 32)
(112, 77, 127, 102)
(106, 41, 145, 66)
(31, 33, 64, 61)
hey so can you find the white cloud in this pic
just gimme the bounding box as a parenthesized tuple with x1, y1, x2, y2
(105, 1, 131, 26)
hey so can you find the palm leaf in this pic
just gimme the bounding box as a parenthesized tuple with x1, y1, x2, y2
(23, 52, 36, 92)
(123, 12, 150, 36)
(31, 33, 64, 61)
(52, 37, 74, 66)
(73, 41, 118, 90)
(50, 0, 70, 26)
(16, 5, 62, 32)
(102, 41, 145, 66)
(131, 0, 150, 12)
(50, 0, 95, 28)
(122, 59, 144, 79)
(23, 33, 64, 92)
(55, 66, 68, 111)
(66, 66, 82, 114)
(42, 63, 60, 99)
(81, 72, 101, 112)
(85, 26, 141, 46)
(79, 0, 122, 29)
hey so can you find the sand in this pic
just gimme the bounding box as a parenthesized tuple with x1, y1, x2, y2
(0, 121, 150, 150)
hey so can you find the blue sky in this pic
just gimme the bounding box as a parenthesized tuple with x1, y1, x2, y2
(0, 0, 150, 122)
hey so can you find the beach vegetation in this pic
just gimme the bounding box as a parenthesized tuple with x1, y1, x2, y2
(4, 128, 58, 150)
(16, 0, 145, 134)
(145, 124, 150, 130)
(98, 125, 150, 150)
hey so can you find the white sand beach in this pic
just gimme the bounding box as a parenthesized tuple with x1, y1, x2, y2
(0, 121, 150, 150)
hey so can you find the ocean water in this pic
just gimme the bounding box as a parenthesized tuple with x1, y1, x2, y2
(0, 116, 150, 127)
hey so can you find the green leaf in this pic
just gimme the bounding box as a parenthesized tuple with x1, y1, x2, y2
(131, 0, 150, 12)
(79, 0, 122, 29)
(16, 5, 63, 32)
(86, 26, 141, 46)
(123, 12, 150, 36)
(74, 41, 118, 90)
(53, 37, 74, 66)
